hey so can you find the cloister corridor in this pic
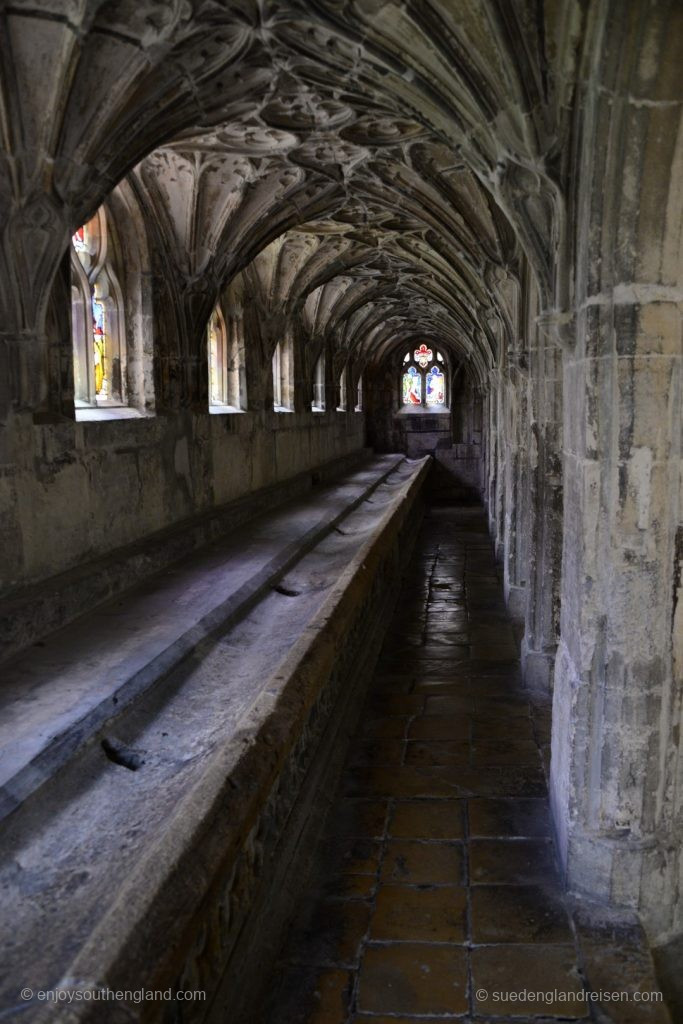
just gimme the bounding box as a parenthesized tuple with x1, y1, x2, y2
(0, 1, 681, 1022)
(261, 501, 668, 1024)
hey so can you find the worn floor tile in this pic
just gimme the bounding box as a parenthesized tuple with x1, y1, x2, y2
(323, 874, 377, 901)
(348, 739, 404, 766)
(381, 839, 464, 885)
(390, 800, 465, 840)
(472, 715, 535, 741)
(357, 943, 469, 1015)
(371, 884, 467, 941)
(407, 714, 470, 740)
(471, 738, 540, 765)
(472, 944, 585, 1017)
(360, 716, 410, 739)
(469, 797, 552, 837)
(579, 943, 670, 1023)
(471, 884, 574, 943)
(412, 677, 470, 693)
(368, 694, 425, 715)
(473, 696, 532, 717)
(470, 838, 558, 884)
(323, 799, 389, 839)
(267, 966, 353, 1024)
(404, 740, 470, 766)
(439, 765, 547, 797)
(424, 694, 475, 715)
(285, 901, 372, 967)
(343, 765, 467, 799)
(470, 644, 519, 661)
(422, 633, 470, 646)
(320, 836, 383, 875)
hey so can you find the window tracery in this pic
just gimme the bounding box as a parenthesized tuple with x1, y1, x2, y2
(400, 346, 447, 409)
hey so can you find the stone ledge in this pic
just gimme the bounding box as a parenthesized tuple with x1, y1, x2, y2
(0, 456, 429, 1024)
(0, 453, 405, 823)
(0, 447, 373, 662)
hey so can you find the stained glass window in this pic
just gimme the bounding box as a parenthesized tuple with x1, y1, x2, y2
(71, 208, 124, 406)
(400, 348, 447, 409)
(92, 296, 106, 396)
(402, 365, 422, 405)
(426, 365, 445, 406)
(414, 343, 433, 368)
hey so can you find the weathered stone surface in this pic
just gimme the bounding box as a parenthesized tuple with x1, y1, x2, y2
(0, 0, 681, 1017)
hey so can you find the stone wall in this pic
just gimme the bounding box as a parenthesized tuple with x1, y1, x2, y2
(0, 445, 371, 662)
(0, 408, 365, 598)
(366, 354, 486, 495)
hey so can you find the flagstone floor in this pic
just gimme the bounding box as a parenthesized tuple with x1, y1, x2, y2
(261, 504, 669, 1024)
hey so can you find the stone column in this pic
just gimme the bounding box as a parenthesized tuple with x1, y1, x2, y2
(550, 0, 683, 942)
(501, 360, 529, 624)
(521, 312, 564, 692)
(485, 369, 501, 550)
(495, 370, 507, 563)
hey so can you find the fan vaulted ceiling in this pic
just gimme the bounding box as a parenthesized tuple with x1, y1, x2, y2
(0, 0, 576, 378)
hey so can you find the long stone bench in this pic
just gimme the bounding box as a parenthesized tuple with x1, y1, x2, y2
(0, 453, 403, 821)
(0, 454, 429, 1024)
(0, 448, 373, 663)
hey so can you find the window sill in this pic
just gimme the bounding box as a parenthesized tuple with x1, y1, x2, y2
(209, 405, 245, 415)
(273, 406, 294, 413)
(396, 404, 450, 416)
(75, 407, 149, 422)
(311, 407, 326, 414)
